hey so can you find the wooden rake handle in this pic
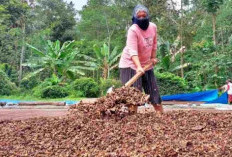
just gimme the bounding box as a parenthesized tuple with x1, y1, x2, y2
(125, 62, 154, 87)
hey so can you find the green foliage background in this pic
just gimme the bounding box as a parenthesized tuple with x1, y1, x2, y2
(0, 0, 232, 98)
(155, 72, 188, 95)
(0, 71, 18, 95)
(72, 77, 100, 98)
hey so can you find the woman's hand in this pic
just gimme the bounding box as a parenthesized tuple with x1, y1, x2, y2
(151, 58, 159, 65)
(136, 66, 145, 74)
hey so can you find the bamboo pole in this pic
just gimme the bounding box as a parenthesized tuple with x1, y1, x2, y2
(125, 62, 153, 87)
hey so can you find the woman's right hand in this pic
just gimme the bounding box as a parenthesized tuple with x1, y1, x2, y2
(136, 66, 145, 74)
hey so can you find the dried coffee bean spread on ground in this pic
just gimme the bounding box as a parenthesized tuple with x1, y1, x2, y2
(1, 87, 232, 156)
(70, 87, 149, 117)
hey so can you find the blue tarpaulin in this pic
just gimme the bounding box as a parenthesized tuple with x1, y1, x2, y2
(161, 90, 219, 102)
(0, 99, 19, 104)
(0, 90, 229, 106)
(206, 92, 228, 104)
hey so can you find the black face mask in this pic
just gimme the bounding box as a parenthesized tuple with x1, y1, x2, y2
(132, 17, 149, 30)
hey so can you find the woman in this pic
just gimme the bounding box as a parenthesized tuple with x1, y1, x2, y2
(119, 4, 163, 113)
(219, 79, 232, 104)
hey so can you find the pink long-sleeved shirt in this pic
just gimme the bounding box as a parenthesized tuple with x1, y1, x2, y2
(119, 22, 157, 70)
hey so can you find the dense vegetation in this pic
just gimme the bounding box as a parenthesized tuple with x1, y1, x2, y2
(0, 0, 231, 98)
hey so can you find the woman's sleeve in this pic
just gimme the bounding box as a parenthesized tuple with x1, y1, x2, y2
(127, 28, 138, 57)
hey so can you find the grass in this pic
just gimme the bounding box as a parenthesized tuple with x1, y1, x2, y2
(0, 95, 83, 102)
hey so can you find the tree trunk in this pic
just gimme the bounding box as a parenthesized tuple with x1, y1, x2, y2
(180, 51, 184, 78)
(212, 13, 218, 87)
(212, 13, 216, 46)
(13, 40, 18, 67)
(104, 12, 113, 79)
(108, 35, 111, 79)
(180, 0, 184, 78)
(97, 70, 99, 80)
(53, 67, 58, 77)
(219, 28, 224, 51)
(19, 17, 25, 84)
(103, 62, 108, 80)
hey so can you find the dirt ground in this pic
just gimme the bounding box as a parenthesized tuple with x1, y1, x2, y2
(0, 98, 231, 121)
(1, 104, 232, 121)
(0, 109, 68, 121)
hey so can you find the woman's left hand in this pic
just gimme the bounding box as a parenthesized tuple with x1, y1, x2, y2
(151, 58, 159, 65)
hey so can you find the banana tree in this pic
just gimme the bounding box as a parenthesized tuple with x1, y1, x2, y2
(24, 40, 95, 81)
(157, 40, 192, 75)
(93, 43, 121, 79)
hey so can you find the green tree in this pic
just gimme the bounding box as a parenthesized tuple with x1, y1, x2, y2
(0, 0, 31, 84)
(202, 0, 223, 45)
(34, 0, 77, 42)
(78, 0, 129, 50)
(216, 0, 232, 48)
(93, 43, 121, 79)
(0, 1, 30, 69)
(25, 40, 94, 81)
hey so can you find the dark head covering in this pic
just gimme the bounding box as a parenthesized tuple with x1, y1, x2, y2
(132, 4, 150, 30)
